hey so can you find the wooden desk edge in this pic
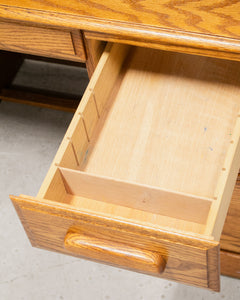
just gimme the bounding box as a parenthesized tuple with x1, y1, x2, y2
(1, 4, 240, 62)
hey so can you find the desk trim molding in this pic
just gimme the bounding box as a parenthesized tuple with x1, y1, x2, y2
(1, 4, 240, 61)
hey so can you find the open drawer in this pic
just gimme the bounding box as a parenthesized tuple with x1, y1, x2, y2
(10, 44, 240, 291)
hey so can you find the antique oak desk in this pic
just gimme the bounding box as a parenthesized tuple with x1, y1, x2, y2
(1, 1, 240, 291)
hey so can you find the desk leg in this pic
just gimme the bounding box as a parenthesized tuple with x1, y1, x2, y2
(220, 250, 240, 279)
(0, 50, 23, 91)
(220, 177, 240, 279)
(84, 37, 106, 78)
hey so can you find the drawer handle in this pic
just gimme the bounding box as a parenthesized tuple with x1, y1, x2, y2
(64, 232, 166, 274)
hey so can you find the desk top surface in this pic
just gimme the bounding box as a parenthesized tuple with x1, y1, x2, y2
(1, 1, 240, 60)
(1, 0, 240, 38)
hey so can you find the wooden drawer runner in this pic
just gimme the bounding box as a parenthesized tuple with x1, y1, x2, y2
(0, 21, 86, 61)
(11, 44, 240, 291)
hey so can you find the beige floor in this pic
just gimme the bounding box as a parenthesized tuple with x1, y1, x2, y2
(0, 60, 239, 299)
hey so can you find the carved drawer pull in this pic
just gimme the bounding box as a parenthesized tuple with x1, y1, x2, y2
(64, 232, 166, 274)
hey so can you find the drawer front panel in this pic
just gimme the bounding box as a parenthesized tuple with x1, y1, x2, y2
(0, 22, 86, 61)
(11, 195, 219, 291)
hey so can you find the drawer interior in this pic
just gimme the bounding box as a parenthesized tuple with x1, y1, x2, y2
(37, 44, 240, 241)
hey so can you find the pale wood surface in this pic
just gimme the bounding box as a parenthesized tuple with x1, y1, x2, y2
(80, 93, 99, 141)
(38, 43, 240, 240)
(205, 112, 240, 240)
(0, 21, 86, 61)
(44, 168, 68, 204)
(1, 1, 240, 60)
(81, 46, 240, 200)
(37, 44, 130, 198)
(43, 169, 208, 237)
(68, 194, 207, 237)
(60, 167, 212, 224)
(56, 140, 78, 170)
(69, 116, 89, 166)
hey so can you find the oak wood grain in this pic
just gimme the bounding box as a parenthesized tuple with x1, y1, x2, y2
(84, 30, 240, 62)
(0, 21, 86, 61)
(220, 180, 240, 253)
(65, 231, 166, 274)
(10, 194, 220, 291)
(84, 38, 106, 78)
(70, 30, 86, 60)
(1, 1, 240, 60)
(1, 0, 240, 39)
(220, 250, 240, 279)
(219, 175, 240, 279)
